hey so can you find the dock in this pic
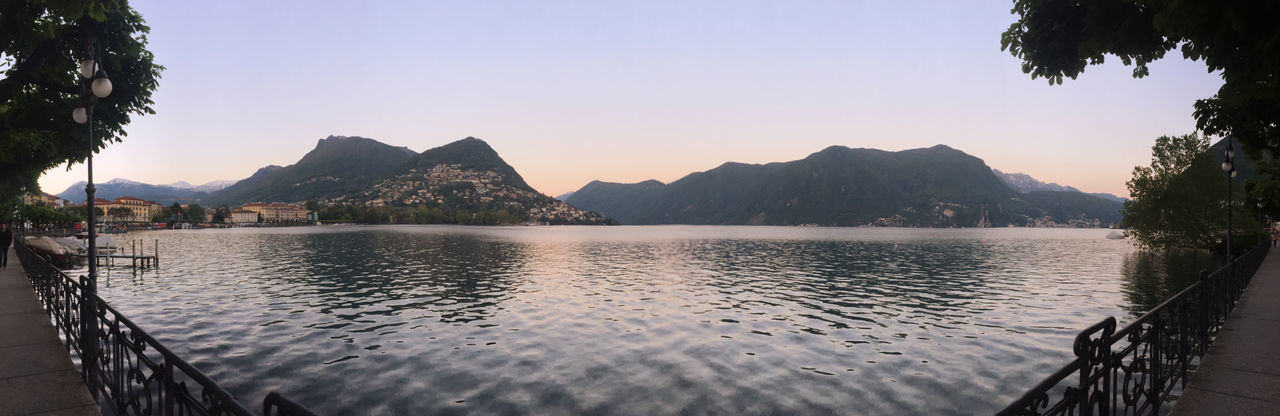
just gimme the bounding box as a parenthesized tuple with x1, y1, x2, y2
(1172, 249, 1280, 414)
(68, 238, 159, 269)
(0, 246, 98, 415)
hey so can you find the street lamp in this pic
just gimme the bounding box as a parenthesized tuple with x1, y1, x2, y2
(1221, 140, 1236, 262)
(1257, 198, 1265, 245)
(72, 44, 110, 399)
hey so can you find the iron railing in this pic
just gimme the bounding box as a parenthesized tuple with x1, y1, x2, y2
(14, 237, 318, 416)
(999, 243, 1271, 415)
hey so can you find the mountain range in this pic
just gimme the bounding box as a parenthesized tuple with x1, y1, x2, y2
(565, 145, 1123, 227)
(992, 169, 1126, 203)
(56, 137, 1125, 228)
(55, 178, 235, 204)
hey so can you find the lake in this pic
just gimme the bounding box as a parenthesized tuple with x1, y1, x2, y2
(81, 225, 1215, 415)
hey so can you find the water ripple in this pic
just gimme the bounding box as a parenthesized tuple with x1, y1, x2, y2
(84, 225, 1216, 415)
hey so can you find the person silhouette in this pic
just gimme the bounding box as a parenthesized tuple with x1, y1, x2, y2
(0, 223, 12, 269)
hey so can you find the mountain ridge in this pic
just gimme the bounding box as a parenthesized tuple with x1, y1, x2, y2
(200, 135, 613, 225)
(567, 144, 1122, 227)
(205, 136, 419, 206)
(56, 178, 235, 204)
(992, 169, 1126, 203)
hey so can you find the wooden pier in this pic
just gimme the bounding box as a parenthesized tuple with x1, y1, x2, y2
(69, 238, 160, 269)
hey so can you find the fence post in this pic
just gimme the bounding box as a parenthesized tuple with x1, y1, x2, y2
(1197, 270, 1209, 354)
(1149, 315, 1162, 409)
(79, 276, 98, 400)
(1078, 345, 1092, 416)
(163, 360, 175, 416)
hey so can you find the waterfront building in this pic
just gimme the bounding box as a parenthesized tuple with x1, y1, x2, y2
(22, 192, 65, 208)
(239, 202, 308, 223)
(94, 196, 164, 222)
(230, 209, 259, 224)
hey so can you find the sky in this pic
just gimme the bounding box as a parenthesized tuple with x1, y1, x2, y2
(38, 0, 1224, 198)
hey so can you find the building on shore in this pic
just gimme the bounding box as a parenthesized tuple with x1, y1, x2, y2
(107, 196, 164, 222)
(239, 203, 309, 223)
(76, 196, 164, 222)
(22, 192, 68, 208)
(230, 209, 258, 224)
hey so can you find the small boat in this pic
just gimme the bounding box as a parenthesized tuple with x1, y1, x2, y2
(24, 236, 78, 268)
(1106, 230, 1126, 240)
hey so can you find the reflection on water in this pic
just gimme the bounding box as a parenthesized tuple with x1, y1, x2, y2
(81, 226, 1196, 414)
(1119, 249, 1221, 317)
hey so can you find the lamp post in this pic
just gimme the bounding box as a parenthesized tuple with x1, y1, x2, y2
(1257, 198, 1265, 246)
(1221, 140, 1236, 262)
(72, 44, 111, 399)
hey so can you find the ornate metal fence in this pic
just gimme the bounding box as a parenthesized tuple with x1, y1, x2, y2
(999, 243, 1270, 416)
(14, 238, 318, 416)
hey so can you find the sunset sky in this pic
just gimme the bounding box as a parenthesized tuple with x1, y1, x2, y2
(38, 1, 1223, 198)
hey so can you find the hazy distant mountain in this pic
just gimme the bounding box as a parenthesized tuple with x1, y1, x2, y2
(555, 192, 575, 201)
(56, 178, 213, 204)
(992, 169, 1126, 203)
(205, 136, 418, 206)
(165, 179, 238, 193)
(1088, 193, 1127, 204)
(567, 145, 1122, 227)
(992, 169, 1079, 193)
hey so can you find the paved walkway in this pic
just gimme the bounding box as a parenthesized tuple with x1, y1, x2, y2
(1172, 249, 1280, 415)
(0, 246, 97, 416)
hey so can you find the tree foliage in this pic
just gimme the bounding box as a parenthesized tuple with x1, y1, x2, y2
(185, 204, 205, 223)
(0, 0, 162, 202)
(1122, 134, 1254, 250)
(1001, 1, 1280, 155)
(106, 206, 131, 220)
(11, 204, 82, 226)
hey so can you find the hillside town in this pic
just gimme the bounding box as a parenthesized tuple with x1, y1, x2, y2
(340, 163, 610, 225)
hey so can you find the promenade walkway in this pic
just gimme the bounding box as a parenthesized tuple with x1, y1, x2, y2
(0, 246, 97, 416)
(1172, 249, 1280, 415)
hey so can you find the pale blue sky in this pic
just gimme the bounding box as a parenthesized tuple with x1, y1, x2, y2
(40, 1, 1223, 198)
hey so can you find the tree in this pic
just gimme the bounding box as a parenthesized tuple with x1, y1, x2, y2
(211, 204, 231, 223)
(185, 204, 206, 223)
(0, 1, 162, 203)
(168, 202, 182, 221)
(1122, 133, 1254, 250)
(1001, 1, 1280, 155)
(106, 206, 131, 221)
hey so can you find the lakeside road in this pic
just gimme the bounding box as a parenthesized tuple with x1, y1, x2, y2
(0, 246, 97, 416)
(1172, 249, 1280, 415)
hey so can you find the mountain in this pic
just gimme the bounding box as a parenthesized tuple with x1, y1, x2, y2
(992, 169, 1079, 193)
(401, 137, 535, 192)
(351, 137, 611, 224)
(993, 169, 1127, 203)
(555, 191, 575, 201)
(165, 179, 237, 193)
(56, 178, 212, 204)
(566, 145, 1122, 227)
(205, 136, 418, 206)
(208, 135, 613, 225)
(1089, 193, 1127, 204)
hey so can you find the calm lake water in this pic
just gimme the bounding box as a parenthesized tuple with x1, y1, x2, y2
(81, 226, 1214, 415)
